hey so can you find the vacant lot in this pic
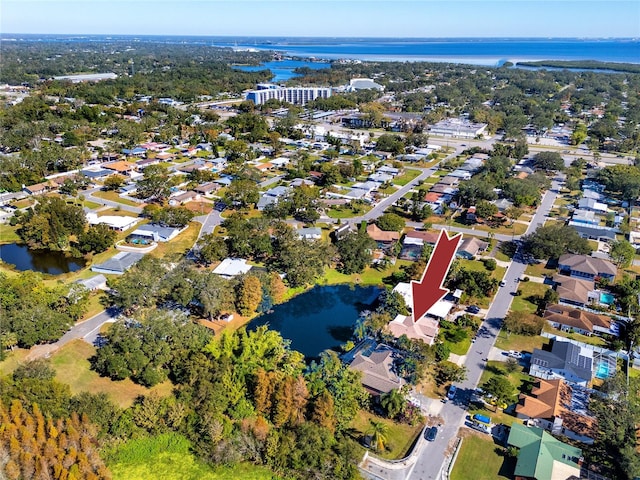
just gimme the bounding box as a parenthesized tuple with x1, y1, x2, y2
(450, 432, 515, 480)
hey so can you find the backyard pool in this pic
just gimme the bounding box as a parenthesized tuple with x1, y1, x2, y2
(599, 293, 615, 305)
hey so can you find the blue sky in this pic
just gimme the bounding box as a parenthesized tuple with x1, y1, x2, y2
(2, 0, 639, 38)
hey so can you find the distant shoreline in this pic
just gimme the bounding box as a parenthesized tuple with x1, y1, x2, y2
(515, 60, 640, 74)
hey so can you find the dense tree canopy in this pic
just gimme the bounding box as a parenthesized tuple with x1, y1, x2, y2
(521, 223, 592, 259)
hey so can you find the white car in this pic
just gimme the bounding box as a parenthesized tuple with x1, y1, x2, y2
(507, 350, 523, 359)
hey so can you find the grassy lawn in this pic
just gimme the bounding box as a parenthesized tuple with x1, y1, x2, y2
(450, 433, 514, 480)
(0, 224, 20, 244)
(50, 340, 172, 408)
(81, 292, 107, 321)
(0, 349, 30, 377)
(494, 250, 511, 262)
(510, 281, 549, 313)
(523, 260, 557, 279)
(393, 168, 422, 186)
(349, 410, 422, 460)
(321, 260, 413, 287)
(149, 222, 200, 260)
(443, 333, 472, 356)
(326, 205, 372, 219)
(542, 323, 608, 348)
(82, 200, 103, 209)
(106, 432, 278, 480)
(452, 217, 528, 236)
(494, 331, 547, 355)
(11, 198, 35, 209)
(92, 190, 142, 207)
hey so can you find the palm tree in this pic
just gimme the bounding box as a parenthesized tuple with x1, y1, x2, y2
(380, 389, 405, 419)
(367, 420, 389, 452)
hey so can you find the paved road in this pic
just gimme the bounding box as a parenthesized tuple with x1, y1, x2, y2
(193, 209, 224, 239)
(84, 187, 143, 214)
(27, 307, 121, 360)
(407, 175, 563, 480)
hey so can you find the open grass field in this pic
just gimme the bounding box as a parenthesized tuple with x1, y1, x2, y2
(349, 410, 422, 460)
(450, 432, 515, 480)
(50, 340, 172, 408)
(0, 224, 20, 244)
(92, 190, 142, 207)
(510, 281, 549, 313)
(106, 433, 278, 480)
(393, 168, 422, 186)
(494, 330, 547, 354)
(523, 260, 557, 278)
(83, 200, 103, 209)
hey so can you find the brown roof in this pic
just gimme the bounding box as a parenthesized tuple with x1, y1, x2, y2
(430, 184, 454, 194)
(350, 346, 404, 395)
(553, 275, 594, 305)
(367, 223, 401, 243)
(25, 180, 55, 194)
(544, 304, 611, 333)
(256, 162, 273, 170)
(516, 379, 598, 439)
(104, 161, 135, 172)
(387, 314, 439, 346)
(405, 229, 440, 245)
(424, 192, 442, 203)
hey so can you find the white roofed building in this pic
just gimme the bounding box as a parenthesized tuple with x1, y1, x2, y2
(213, 258, 252, 278)
(86, 212, 139, 231)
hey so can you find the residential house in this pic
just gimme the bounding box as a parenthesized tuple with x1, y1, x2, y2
(400, 230, 439, 261)
(544, 304, 617, 337)
(530, 339, 594, 386)
(366, 224, 401, 249)
(457, 237, 488, 259)
(466, 206, 477, 222)
(104, 161, 136, 175)
(75, 274, 108, 291)
(86, 212, 139, 231)
(212, 258, 252, 279)
(439, 176, 460, 186)
(23, 181, 56, 195)
(214, 176, 233, 187)
(368, 172, 394, 184)
(348, 344, 404, 396)
(136, 158, 161, 169)
(506, 423, 582, 480)
(570, 224, 616, 242)
(493, 198, 514, 212)
(515, 378, 597, 445)
(80, 168, 113, 181)
(552, 275, 597, 308)
(296, 227, 322, 240)
(91, 251, 145, 275)
(332, 223, 353, 242)
(194, 182, 220, 196)
(129, 223, 186, 243)
(429, 184, 457, 195)
(392, 281, 455, 320)
(558, 254, 617, 281)
(449, 169, 472, 180)
(377, 165, 400, 176)
(578, 198, 608, 214)
(257, 185, 290, 211)
(169, 190, 200, 206)
(388, 314, 440, 346)
(571, 210, 599, 226)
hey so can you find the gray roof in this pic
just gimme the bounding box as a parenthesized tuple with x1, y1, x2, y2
(531, 340, 593, 383)
(349, 344, 403, 394)
(92, 252, 144, 274)
(133, 223, 181, 240)
(81, 168, 113, 178)
(265, 185, 290, 197)
(75, 274, 107, 290)
(569, 224, 616, 240)
(257, 195, 278, 210)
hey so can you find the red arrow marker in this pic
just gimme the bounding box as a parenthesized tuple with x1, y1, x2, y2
(411, 230, 462, 322)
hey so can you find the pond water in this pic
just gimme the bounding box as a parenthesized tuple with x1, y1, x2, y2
(250, 284, 381, 358)
(0, 243, 85, 275)
(234, 59, 330, 82)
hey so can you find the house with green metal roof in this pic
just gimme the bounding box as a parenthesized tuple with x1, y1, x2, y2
(507, 423, 583, 480)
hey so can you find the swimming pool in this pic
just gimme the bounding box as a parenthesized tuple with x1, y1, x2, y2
(599, 293, 615, 305)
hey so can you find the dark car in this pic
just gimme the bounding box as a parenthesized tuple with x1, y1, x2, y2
(467, 305, 481, 314)
(425, 426, 438, 442)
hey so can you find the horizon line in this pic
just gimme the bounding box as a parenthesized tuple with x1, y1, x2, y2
(2, 33, 639, 40)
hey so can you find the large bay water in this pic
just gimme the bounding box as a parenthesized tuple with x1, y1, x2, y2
(0, 243, 85, 275)
(250, 284, 381, 358)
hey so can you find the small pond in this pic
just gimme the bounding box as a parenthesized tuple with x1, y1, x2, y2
(250, 284, 381, 359)
(0, 243, 85, 275)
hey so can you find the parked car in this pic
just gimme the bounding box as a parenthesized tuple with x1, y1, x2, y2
(425, 426, 438, 442)
(467, 305, 481, 314)
(507, 350, 523, 359)
(447, 385, 457, 400)
(499, 281, 506, 287)
(469, 422, 491, 434)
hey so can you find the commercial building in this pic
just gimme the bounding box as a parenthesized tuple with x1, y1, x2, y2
(245, 84, 332, 106)
(429, 118, 487, 138)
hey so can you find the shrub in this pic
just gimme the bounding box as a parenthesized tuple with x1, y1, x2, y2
(483, 258, 497, 271)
